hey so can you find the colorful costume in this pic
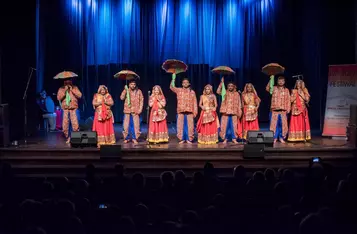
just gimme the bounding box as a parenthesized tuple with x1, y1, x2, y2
(196, 85, 219, 144)
(216, 81, 242, 141)
(92, 85, 116, 146)
(288, 81, 311, 141)
(120, 86, 144, 141)
(147, 86, 169, 143)
(242, 84, 260, 139)
(170, 75, 198, 142)
(266, 79, 290, 140)
(57, 84, 82, 140)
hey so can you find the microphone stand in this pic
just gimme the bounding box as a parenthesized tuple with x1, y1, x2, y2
(22, 67, 35, 145)
(239, 90, 245, 144)
(146, 91, 151, 140)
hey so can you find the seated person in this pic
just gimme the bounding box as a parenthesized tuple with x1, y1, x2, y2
(36, 90, 57, 131)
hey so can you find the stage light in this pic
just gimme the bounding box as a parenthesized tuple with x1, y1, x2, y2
(228, 0, 237, 20)
(261, 0, 269, 13)
(124, 0, 132, 15)
(161, 0, 168, 24)
(184, 0, 190, 18)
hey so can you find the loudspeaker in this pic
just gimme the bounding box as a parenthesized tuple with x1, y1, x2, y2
(0, 104, 10, 147)
(243, 144, 265, 159)
(349, 104, 357, 126)
(70, 131, 97, 148)
(247, 130, 274, 147)
(100, 145, 122, 159)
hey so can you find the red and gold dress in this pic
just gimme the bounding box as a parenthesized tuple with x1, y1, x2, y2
(288, 84, 311, 141)
(147, 86, 169, 143)
(242, 84, 260, 139)
(196, 85, 219, 144)
(92, 85, 116, 146)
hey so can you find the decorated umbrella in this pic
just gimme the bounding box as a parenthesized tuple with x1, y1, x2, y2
(114, 70, 140, 107)
(53, 71, 78, 79)
(262, 63, 285, 94)
(162, 59, 188, 74)
(211, 66, 235, 76)
(53, 71, 79, 108)
(114, 70, 140, 80)
(211, 66, 235, 101)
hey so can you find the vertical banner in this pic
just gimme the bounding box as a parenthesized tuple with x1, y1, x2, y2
(322, 64, 357, 136)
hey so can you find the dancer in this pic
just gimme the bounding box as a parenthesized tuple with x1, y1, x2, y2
(120, 80, 144, 144)
(288, 79, 311, 141)
(147, 85, 169, 144)
(197, 84, 219, 144)
(57, 78, 82, 143)
(170, 74, 198, 144)
(217, 77, 242, 144)
(266, 76, 290, 143)
(242, 83, 261, 139)
(92, 85, 116, 148)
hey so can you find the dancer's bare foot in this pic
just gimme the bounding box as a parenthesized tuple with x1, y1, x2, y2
(97, 144, 101, 149)
(279, 138, 286, 144)
(132, 139, 138, 144)
(274, 139, 277, 144)
(123, 140, 129, 144)
(232, 139, 238, 144)
(186, 140, 192, 144)
(66, 138, 71, 144)
(179, 140, 185, 144)
(222, 139, 228, 144)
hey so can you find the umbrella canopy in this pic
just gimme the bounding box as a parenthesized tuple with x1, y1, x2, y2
(162, 59, 188, 74)
(53, 71, 78, 79)
(211, 66, 235, 76)
(114, 70, 140, 80)
(262, 63, 285, 76)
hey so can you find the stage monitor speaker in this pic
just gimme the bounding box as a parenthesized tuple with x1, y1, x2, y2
(100, 145, 122, 159)
(70, 131, 97, 148)
(349, 104, 357, 126)
(247, 130, 274, 147)
(0, 104, 10, 147)
(243, 144, 265, 159)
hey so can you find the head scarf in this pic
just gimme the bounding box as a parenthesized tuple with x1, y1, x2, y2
(243, 83, 261, 103)
(152, 85, 165, 98)
(97, 85, 108, 95)
(294, 80, 306, 90)
(203, 84, 213, 95)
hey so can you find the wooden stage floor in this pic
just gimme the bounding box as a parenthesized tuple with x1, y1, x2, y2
(0, 124, 356, 177)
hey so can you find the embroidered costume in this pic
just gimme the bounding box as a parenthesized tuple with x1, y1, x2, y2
(147, 85, 169, 143)
(266, 76, 290, 141)
(288, 80, 311, 141)
(57, 80, 82, 143)
(120, 81, 144, 143)
(92, 85, 116, 147)
(217, 80, 242, 143)
(242, 83, 260, 139)
(196, 85, 220, 144)
(170, 74, 198, 143)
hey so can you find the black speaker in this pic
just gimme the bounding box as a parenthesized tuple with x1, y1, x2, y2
(100, 145, 122, 159)
(349, 104, 357, 126)
(70, 131, 97, 148)
(243, 144, 265, 159)
(247, 130, 274, 147)
(0, 104, 10, 147)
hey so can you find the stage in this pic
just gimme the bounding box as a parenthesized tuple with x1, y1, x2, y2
(0, 124, 356, 177)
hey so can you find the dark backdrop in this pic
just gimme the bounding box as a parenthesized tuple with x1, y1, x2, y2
(1, 0, 356, 141)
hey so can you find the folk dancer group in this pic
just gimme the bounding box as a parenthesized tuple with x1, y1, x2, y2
(56, 75, 311, 147)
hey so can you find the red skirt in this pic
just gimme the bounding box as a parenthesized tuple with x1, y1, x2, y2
(242, 118, 259, 139)
(92, 112, 116, 145)
(197, 111, 219, 144)
(288, 110, 311, 141)
(147, 118, 169, 143)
